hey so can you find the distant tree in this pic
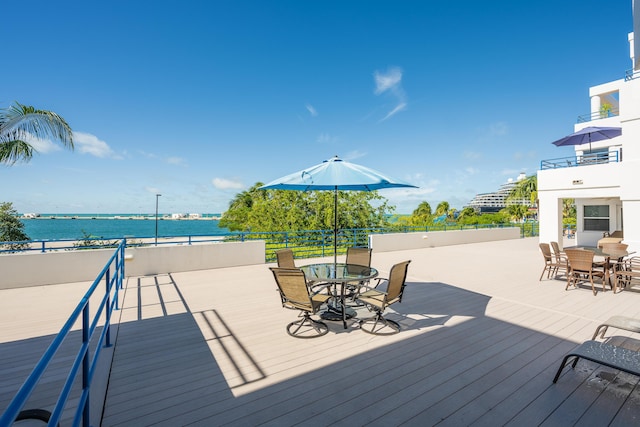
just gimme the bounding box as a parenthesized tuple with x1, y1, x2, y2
(562, 198, 577, 229)
(508, 175, 537, 207)
(456, 207, 477, 222)
(435, 201, 450, 217)
(0, 101, 74, 165)
(218, 183, 267, 231)
(220, 183, 395, 232)
(501, 204, 529, 222)
(0, 202, 30, 251)
(409, 201, 432, 225)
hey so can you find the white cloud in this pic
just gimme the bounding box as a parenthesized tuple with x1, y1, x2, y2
(381, 102, 407, 121)
(145, 186, 162, 195)
(343, 150, 367, 161)
(212, 178, 244, 190)
(489, 121, 508, 136)
(167, 156, 188, 167)
(465, 167, 480, 175)
(74, 131, 120, 159)
(316, 132, 338, 144)
(374, 67, 403, 94)
(27, 135, 61, 153)
(305, 103, 318, 117)
(463, 150, 482, 160)
(138, 150, 157, 159)
(373, 66, 407, 121)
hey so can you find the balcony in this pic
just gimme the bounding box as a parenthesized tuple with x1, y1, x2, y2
(540, 151, 620, 170)
(577, 106, 620, 123)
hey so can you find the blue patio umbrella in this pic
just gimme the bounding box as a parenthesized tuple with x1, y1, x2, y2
(551, 126, 622, 152)
(260, 156, 417, 264)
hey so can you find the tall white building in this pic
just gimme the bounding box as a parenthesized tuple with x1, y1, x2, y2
(538, 0, 640, 250)
(466, 173, 530, 213)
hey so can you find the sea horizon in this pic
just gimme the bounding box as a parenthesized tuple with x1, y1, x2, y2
(19, 214, 228, 241)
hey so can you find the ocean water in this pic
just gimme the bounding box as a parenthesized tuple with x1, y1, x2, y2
(20, 214, 228, 240)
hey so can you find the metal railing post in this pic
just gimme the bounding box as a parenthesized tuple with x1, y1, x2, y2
(105, 268, 112, 347)
(82, 305, 90, 427)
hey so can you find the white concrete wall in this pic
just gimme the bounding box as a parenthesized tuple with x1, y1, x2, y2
(124, 241, 265, 276)
(573, 198, 623, 248)
(369, 228, 521, 252)
(538, 162, 623, 248)
(0, 241, 265, 290)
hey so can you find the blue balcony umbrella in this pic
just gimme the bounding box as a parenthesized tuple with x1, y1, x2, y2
(260, 156, 417, 264)
(552, 126, 622, 152)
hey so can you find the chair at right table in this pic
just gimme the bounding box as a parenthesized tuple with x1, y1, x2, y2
(539, 243, 562, 281)
(600, 242, 629, 291)
(550, 241, 569, 278)
(564, 248, 606, 295)
(356, 260, 411, 335)
(614, 256, 640, 293)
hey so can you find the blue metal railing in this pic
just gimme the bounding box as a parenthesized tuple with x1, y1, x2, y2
(0, 224, 539, 260)
(625, 69, 640, 81)
(577, 106, 620, 123)
(0, 240, 126, 427)
(540, 151, 619, 170)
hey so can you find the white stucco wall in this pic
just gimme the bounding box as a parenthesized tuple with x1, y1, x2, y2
(369, 228, 521, 252)
(0, 241, 265, 290)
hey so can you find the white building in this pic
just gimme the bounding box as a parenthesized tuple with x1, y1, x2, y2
(466, 173, 530, 213)
(538, 1, 640, 251)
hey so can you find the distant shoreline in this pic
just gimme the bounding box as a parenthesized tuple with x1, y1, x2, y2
(20, 214, 222, 221)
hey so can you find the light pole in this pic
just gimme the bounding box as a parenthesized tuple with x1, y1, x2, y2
(155, 194, 161, 246)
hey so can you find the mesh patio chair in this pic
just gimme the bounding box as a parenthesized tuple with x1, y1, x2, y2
(539, 243, 563, 281)
(275, 249, 296, 268)
(564, 248, 606, 295)
(356, 260, 411, 335)
(276, 249, 328, 293)
(344, 247, 373, 303)
(270, 267, 332, 338)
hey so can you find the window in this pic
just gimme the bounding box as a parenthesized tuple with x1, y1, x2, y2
(583, 205, 609, 231)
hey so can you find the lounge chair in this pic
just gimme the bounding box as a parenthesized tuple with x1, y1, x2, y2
(553, 340, 640, 383)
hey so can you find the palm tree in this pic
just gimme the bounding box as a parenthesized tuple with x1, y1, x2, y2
(508, 175, 537, 207)
(410, 201, 432, 225)
(435, 201, 449, 217)
(0, 101, 73, 165)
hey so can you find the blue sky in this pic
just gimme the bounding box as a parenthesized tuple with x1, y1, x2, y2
(0, 1, 633, 214)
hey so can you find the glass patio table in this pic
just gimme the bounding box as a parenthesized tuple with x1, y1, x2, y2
(300, 263, 378, 329)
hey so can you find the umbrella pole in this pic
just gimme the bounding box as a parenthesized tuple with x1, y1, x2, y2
(334, 187, 338, 266)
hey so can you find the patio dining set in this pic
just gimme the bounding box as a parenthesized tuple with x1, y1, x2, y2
(270, 247, 411, 338)
(539, 239, 639, 295)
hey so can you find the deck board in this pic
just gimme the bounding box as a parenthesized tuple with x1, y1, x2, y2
(4, 237, 640, 426)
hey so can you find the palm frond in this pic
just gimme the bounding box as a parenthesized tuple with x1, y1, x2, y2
(0, 101, 73, 149)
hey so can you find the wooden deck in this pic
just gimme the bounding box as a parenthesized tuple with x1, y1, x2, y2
(3, 238, 640, 426)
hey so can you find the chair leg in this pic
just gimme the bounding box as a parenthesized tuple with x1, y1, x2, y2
(286, 312, 329, 338)
(359, 312, 400, 335)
